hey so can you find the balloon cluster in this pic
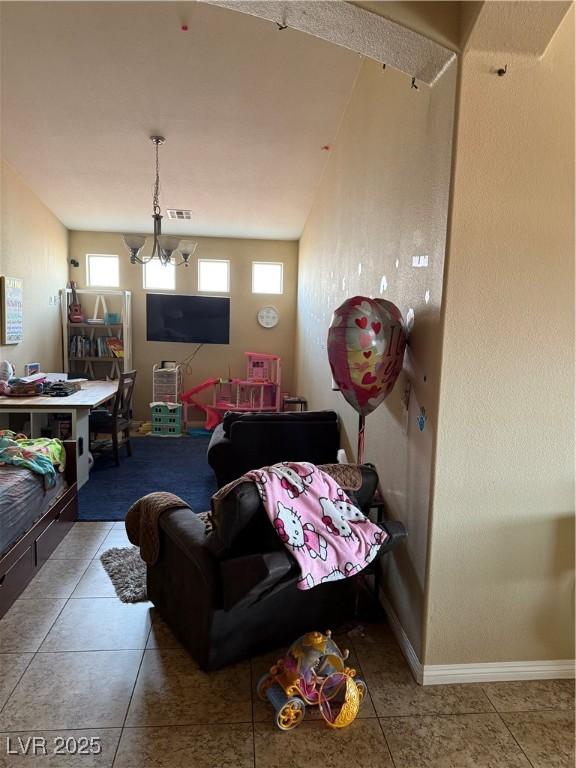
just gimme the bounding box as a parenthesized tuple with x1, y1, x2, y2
(327, 296, 407, 417)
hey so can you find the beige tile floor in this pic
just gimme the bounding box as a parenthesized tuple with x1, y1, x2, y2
(0, 522, 573, 767)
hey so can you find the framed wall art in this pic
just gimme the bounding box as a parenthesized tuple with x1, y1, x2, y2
(1, 276, 23, 345)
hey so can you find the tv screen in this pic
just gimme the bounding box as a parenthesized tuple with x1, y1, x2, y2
(146, 294, 230, 344)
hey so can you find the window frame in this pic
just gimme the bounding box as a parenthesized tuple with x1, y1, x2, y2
(251, 261, 284, 295)
(143, 258, 176, 292)
(197, 258, 230, 294)
(86, 253, 120, 288)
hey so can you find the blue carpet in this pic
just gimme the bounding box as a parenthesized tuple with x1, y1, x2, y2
(78, 436, 216, 521)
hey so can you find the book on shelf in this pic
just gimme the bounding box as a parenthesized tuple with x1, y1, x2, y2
(106, 338, 124, 358)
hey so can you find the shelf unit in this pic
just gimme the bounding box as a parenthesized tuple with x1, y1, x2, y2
(61, 289, 132, 379)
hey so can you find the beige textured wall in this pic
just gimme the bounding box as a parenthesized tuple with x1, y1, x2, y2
(68, 232, 298, 421)
(295, 58, 456, 657)
(0, 160, 69, 374)
(425, 7, 575, 664)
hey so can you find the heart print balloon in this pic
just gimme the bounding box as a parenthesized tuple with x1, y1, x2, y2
(327, 296, 407, 416)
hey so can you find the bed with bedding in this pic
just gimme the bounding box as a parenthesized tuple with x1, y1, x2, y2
(0, 439, 78, 618)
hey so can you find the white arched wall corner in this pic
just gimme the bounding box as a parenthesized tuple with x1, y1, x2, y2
(200, 0, 457, 85)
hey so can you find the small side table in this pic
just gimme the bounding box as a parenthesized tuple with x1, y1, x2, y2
(282, 395, 308, 412)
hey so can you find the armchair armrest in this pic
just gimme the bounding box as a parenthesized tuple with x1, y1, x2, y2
(158, 508, 218, 595)
(378, 520, 407, 554)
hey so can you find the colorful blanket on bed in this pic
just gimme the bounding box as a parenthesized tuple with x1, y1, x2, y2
(0, 430, 66, 489)
(246, 462, 388, 590)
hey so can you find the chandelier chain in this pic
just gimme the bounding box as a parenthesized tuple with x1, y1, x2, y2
(153, 140, 161, 216)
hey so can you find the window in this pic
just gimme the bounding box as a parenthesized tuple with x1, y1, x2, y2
(144, 259, 176, 291)
(86, 254, 119, 287)
(198, 259, 230, 293)
(252, 262, 283, 294)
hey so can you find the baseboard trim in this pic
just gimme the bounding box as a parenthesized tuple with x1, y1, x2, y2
(422, 659, 576, 685)
(378, 590, 575, 686)
(379, 590, 423, 684)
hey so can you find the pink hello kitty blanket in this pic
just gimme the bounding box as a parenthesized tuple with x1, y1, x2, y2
(246, 462, 388, 590)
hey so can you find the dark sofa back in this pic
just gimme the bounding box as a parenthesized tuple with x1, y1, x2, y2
(222, 409, 338, 438)
(208, 410, 340, 487)
(229, 410, 339, 472)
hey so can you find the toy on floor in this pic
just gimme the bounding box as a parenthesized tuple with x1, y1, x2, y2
(181, 353, 282, 430)
(256, 630, 367, 731)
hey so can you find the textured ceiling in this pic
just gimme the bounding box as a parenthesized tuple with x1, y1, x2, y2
(0, 1, 362, 239)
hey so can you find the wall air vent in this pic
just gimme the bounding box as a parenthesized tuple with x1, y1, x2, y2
(166, 209, 193, 220)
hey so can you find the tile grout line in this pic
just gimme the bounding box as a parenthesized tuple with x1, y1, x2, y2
(349, 629, 399, 768)
(493, 710, 537, 768)
(43, 555, 93, 600)
(110, 647, 147, 768)
(0, 722, 255, 733)
(0, 592, 71, 717)
(376, 718, 400, 768)
(0, 653, 35, 717)
(1, 647, 150, 655)
(376, 710, 534, 720)
(109, 610, 154, 766)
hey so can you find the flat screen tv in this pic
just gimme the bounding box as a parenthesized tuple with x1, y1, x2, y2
(146, 293, 230, 344)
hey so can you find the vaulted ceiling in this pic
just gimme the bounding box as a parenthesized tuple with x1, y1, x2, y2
(0, 1, 362, 239)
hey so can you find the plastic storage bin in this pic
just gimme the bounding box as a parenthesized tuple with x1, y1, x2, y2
(152, 364, 182, 404)
(150, 402, 182, 437)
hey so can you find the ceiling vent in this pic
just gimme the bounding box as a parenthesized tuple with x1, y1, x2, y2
(166, 209, 193, 221)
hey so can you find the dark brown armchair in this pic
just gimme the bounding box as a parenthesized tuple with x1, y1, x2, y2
(146, 464, 407, 670)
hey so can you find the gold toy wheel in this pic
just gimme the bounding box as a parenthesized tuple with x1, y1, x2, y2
(276, 698, 305, 731)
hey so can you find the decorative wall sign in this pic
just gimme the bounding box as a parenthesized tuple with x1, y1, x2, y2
(1, 276, 23, 345)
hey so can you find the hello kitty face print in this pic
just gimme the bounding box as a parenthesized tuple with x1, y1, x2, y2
(274, 501, 328, 561)
(269, 462, 315, 499)
(320, 496, 367, 538)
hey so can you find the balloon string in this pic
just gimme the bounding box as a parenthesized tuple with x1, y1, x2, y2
(357, 414, 365, 464)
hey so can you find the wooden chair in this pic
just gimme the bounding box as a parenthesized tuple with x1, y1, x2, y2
(89, 370, 137, 466)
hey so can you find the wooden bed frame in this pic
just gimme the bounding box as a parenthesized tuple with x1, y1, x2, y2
(0, 440, 78, 618)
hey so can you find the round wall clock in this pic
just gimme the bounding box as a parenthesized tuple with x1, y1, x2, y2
(257, 306, 279, 329)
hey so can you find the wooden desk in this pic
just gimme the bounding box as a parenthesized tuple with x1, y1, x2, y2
(0, 380, 118, 488)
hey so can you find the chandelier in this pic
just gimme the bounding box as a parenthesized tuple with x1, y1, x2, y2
(123, 136, 197, 267)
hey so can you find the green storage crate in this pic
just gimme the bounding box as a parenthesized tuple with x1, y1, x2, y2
(150, 402, 182, 437)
